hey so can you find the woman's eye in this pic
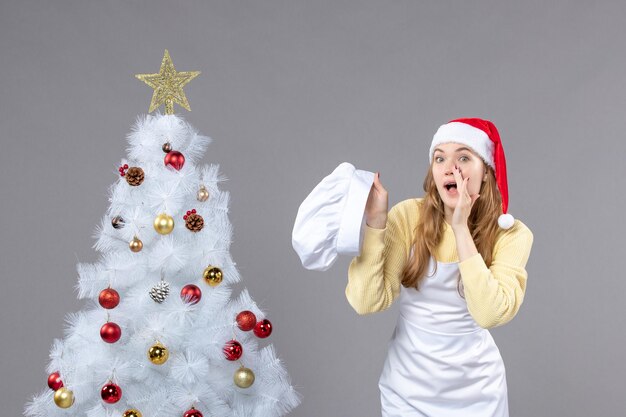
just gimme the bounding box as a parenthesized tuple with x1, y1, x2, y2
(459, 156, 469, 162)
(435, 157, 443, 162)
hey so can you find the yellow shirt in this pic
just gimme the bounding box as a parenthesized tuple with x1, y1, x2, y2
(346, 198, 534, 329)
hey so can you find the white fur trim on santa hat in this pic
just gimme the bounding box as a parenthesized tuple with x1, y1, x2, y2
(429, 122, 495, 169)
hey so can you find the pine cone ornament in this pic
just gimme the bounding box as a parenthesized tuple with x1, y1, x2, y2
(184, 210, 204, 232)
(125, 167, 145, 186)
(149, 280, 170, 303)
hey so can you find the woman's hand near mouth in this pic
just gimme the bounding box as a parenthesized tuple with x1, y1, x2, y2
(451, 165, 480, 230)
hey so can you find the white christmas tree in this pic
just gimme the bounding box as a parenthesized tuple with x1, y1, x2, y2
(25, 50, 300, 417)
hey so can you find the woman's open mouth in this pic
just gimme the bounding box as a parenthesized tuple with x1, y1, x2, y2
(444, 182, 458, 196)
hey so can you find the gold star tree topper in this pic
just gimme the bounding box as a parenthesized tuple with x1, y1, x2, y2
(135, 50, 200, 114)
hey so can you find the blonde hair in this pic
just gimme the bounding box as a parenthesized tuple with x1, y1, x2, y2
(400, 162, 502, 292)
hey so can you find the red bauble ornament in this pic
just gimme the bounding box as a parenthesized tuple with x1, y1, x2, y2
(47, 371, 63, 390)
(223, 340, 243, 361)
(236, 310, 257, 331)
(101, 382, 122, 403)
(183, 407, 204, 417)
(100, 322, 122, 343)
(98, 288, 120, 309)
(164, 151, 185, 170)
(180, 284, 202, 305)
(253, 319, 272, 338)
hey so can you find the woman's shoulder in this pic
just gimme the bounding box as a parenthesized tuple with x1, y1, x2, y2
(391, 197, 423, 209)
(494, 217, 534, 251)
(500, 218, 533, 236)
(387, 198, 423, 229)
(390, 197, 422, 216)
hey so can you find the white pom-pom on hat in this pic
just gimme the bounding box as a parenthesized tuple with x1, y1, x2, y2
(498, 213, 515, 230)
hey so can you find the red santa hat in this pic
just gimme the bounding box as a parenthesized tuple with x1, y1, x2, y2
(429, 117, 515, 229)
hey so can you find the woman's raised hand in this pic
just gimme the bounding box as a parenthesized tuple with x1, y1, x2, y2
(365, 172, 388, 229)
(451, 165, 480, 230)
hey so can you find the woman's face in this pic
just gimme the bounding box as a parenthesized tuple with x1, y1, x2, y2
(431, 142, 487, 213)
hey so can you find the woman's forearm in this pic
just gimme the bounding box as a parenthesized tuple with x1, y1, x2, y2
(452, 225, 479, 262)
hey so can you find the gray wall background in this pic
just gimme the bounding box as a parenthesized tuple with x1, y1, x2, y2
(1, 1, 625, 416)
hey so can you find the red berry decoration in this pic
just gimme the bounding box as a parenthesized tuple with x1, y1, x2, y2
(180, 284, 202, 305)
(101, 382, 122, 403)
(98, 288, 120, 309)
(164, 150, 185, 170)
(236, 311, 257, 331)
(100, 322, 122, 343)
(119, 164, 129, 177)
(47, 371, 63, 390)
(223, 340, 243, 361)
(183, 408, 204, 417)
(253, 319, 272, 338)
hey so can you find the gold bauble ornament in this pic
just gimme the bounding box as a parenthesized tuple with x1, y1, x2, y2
(130, 236, 143, 252)
(123, 410, 143, 417)
(197, 186, 209, 202)
(53, 387, 75, 408)
(148, 342, 169, 365)
(153, 213, 175, 235)
(203, 266, 223, 287)
(233, 366, 255, 388)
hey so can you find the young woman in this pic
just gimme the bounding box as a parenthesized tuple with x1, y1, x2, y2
(346, 118, 533, 417)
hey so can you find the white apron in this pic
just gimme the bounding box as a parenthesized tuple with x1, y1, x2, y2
(379, 257, 509, 417)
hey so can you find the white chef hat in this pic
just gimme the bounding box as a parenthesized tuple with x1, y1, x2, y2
(292, 162, 375, 271)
